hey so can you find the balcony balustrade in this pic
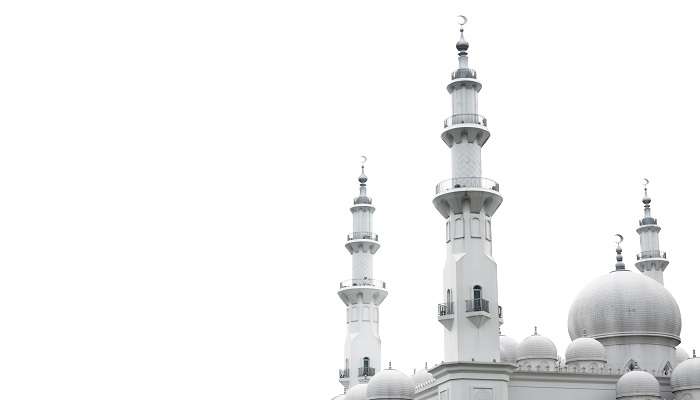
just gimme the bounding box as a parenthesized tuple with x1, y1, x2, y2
(339, 279, 387, 289)
(339, 368, 350, 379)
(435, 177, 500, 195)
(438, 302, 454, 317)
(465, 298, 490, 313)
(347, 231, 379, 241)
(358, 367, 376, 377)
(451, 68, 477, 80)
(444, 113, 487, 128)
(637, 250, 667, 260)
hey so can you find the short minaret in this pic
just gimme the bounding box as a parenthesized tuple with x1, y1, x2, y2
(337, 160, 387, 391)
(635, 180, 669, 284)
(433, 18, 503, 363)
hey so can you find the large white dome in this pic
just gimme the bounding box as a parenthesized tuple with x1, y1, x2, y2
(568, 270, 681, 341)
(671, 357, 700, 391)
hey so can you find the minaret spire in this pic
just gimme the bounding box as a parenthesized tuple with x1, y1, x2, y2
(433, 17, 503, 364)
(634, 179, 669, 284)
(337, 157, 387, 391)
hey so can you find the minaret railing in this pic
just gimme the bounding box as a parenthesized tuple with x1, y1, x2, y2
(637, 250, 666, 260)
(444, 113, 487, 128)
(339, 279, 387, 289)
(339, 368, 350, 379)
(451, 68, 477, 80)
(465, 298, 490, 313)
(435, 177, 499, 194)
(358, 367, 376, 377)
(438, 302, 454, 317)
(347, 231, 379, 241)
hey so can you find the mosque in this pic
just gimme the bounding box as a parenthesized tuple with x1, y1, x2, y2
(330, 18, 700, 400)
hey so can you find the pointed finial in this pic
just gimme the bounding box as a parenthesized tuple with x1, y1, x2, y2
(583, 329, 588, 337)
(456, 15, 469, 53)
(388, 361, 393, 370)
(534, 326, 538, 335)
(615, 234, 626, 271)
(693, 349, 696, 358)
(642, 178, 651, 206)
(425, 361, 428, 369)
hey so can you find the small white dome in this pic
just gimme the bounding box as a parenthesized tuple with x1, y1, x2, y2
(671, 357, 700, 391)
(517, 333, 557, 361)
(568, 270, 681, 341)
(675, 347, 690, 366)
(367, 369, 414, 400)
(565, 337, 606, 363)
(616, 370, 660, 399)
(331, 395, 346, 400)
(500, 335, 519, 363)
(412, 368, 433, 387)
(346, 384, 368, 400)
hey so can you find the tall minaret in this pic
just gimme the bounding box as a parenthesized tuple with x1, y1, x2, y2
(635, 179, 669, 284)
(433, 18, 503, 363)
(337, 160, 387, 391)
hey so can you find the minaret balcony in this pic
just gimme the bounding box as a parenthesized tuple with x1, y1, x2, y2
(465, 298, 492, 328)
(339, 368, 350, 379)
(441, 114, 490, 148)
(438, 302, 454, 320)
(637, 250, 666, 260)
(338, 279, 388, 306)
(358, 367, 376, 378)
(433, 176, 502, 217)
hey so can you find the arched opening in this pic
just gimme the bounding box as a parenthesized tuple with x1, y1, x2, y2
(624, 359, 638, 372)
(473, 285, 482, 311)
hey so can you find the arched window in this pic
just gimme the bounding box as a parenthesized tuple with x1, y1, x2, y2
(473, 285, 483, 311)
(363, 357, 370, 369)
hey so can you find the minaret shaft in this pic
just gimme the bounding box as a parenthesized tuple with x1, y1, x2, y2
(434, 26, 502, 364)
(338, 167, 385, 391)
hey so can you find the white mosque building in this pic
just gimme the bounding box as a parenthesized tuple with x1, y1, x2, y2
(331, 19, 700, 400)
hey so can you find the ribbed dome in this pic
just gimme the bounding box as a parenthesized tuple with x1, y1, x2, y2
(346, 384, 368, 400)
(671, 357, 700, 391)
(412, 368, 433, 387)
(367, 369, 414, 400)
(565, 337, 606, 363)
(517, 334, 557, 361)
(500, 335, 519, 364)
(616, 370, 660, 398)
(568, 270, 681, 341)
(675, 347, 690, 365)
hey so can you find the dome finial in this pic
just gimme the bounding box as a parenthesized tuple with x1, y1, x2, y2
(534, 326, 538, 335)
(694, 349, 697, 358)
(388, 361, 393, 370)
(456, 15, 469, 54)
(642, 178, 651, 207)
(615, 234, 626, 271)
(583, 329, 588, 337)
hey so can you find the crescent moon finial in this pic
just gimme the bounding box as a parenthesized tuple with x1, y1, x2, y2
(361, 155, 367, 166)
(615, 234, 624, 245)
(643, 178, 649, 188)
(457, 15, 467, 27)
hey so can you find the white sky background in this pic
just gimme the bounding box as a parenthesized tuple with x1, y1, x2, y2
(2, 1, 700, 399)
